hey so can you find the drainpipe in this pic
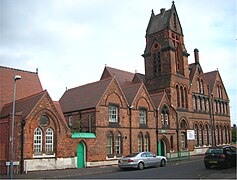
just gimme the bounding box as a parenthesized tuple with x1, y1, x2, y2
(155, 108, 159, 155)
(21, 119, 25, 174)
(128, 105, 133, 153)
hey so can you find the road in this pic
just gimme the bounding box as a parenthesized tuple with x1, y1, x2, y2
(77, 159, 236, 179)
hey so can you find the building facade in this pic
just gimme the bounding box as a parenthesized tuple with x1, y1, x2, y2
(0, 2, 232, 175)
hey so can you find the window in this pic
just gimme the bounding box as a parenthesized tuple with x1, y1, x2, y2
(115, 133, 122, 156)
(184, 87, 188, 108)
(197, 98, 201, 110)
(173, 13, 177, 29)
(144, 134, 150, 152)
(180, 119, 186, 129)
(199, 125, 203, 146)
(153, 53, 157, 76)
(201, 98, 205, 111)
(197, 80, 200, 93)
(200, 79, 204, 94)
(161, 105, 169, 128)
(204, 125, 209, 145)
(181, 132, 187, 149)
(107, 132, 113, 157)
(139, 108, 147, 125)
(176, 85, 180, 107)
(194, 124, 199, 146)
(206, 99, 209, 112)
(193, 96, 196, 110)
(181, 86, 184, 107)
(157, 52, 161, 74)
(34, 128, 42, 154)
(68, 116, 72, 127)
(46, 128, 54, 154)
(138, 133, 143, 152)
(109, 105, 119, 123)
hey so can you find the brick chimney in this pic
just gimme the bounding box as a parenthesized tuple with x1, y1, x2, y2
(194, 48, 199, 64)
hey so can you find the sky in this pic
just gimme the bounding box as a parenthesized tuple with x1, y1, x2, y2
(0, 0, 236, 125)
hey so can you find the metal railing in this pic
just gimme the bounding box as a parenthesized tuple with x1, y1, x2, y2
(169, 150, 190, 162)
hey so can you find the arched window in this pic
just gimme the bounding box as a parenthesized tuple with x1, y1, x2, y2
(197, 97, 201, 110)
(215, 125, 219, 145)
(138, 133, 143, 152)
(206, 99, 209, 112)
(46, 128, 54, 154)
(107, 132, 113, 157)
(200, 79, 204, 94)
(194, 124, 199, 146)
(199, 124, 203, 146)
(157, 52, 161, 74)
(224, 126, 228, 143)
(201, 98, 205, 111)
(161, 105, 169, 128)
(176, 85, 180, 107)
(193, 96, 196, 110)
(153, 53, 157, 76)
(181, 86, 184, 108)
(204, 124, 209, 145)
(184, 87, 188, 108)
(34, 128, 42, 154)
(181, 132, 187, 149)
(219, 125, 223, 144)
(197, 80, 200, 93)
(180, 119, 187, 129)
(144, 133, 150, 152)
(115, 132, 122, 156)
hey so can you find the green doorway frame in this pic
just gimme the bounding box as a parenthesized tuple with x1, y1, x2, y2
(158, 140, 166, 156)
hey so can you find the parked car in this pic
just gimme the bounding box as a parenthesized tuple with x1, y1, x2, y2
(204, 145, 237, 169)
(118, 152, 167, 170)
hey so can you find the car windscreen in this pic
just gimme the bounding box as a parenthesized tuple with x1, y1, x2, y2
(206, 148, 223, 154)
(125, 153, 139, 157)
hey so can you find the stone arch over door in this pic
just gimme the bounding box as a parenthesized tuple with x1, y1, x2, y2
(77, 141, 86, 168)
(158, 136, 170, 157)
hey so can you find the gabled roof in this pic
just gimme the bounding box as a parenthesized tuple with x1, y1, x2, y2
(53, 101, 67, 125)
(100, 66, 134, 85)
(60, 77, 113, 113)
(0, 66, 43, 110)
(133, 73, 146, 83)
(122, 83, 142, 105)
(150, 91, 167, 109)
(1, 90, 46, 119)
(204, 70, 218, 92)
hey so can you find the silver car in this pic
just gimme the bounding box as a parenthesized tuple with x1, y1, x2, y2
(118, 152, 167, 170)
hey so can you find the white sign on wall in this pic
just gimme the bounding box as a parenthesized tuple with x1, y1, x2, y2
(187, 130, 195, 140)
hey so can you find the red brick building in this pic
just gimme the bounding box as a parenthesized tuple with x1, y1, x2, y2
(60, 2, 231, 166)
(0, 2, 231, 175)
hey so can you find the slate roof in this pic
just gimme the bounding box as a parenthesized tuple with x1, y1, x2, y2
(204, 70, 218, 92)
(60, 77, 113, 113)
(1, 90, 46, 119)
(0, 66, 43, 110)
(122, 83, 142, 105)
(150, 91, 165, 109)
(100, 66, 135, 85)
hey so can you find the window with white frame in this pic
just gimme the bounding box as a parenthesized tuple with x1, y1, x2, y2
(107, 132, 113, 157)
(144, 134, 150, 152)
(109, 105, 119, 123)
(34, 128, 42, 154)
(206, 99, 209, 112)
(68, 116, 72, 127)
(139, 108, 147, 125)
(138, 133, 143, 152)
(115, 132, 121, 155)
(193, 96, 196, 110)
(46, 128, 54, 154)
(161, 105, 169, 127)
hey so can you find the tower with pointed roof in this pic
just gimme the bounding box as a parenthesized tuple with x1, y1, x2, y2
(142, 2, 190, 107)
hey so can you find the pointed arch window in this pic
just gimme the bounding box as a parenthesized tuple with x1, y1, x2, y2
(153, 53, 157, 76)
(157, 52, 161, 74)
(161, 105, 169, 128)
(115, 132, 122, 156)
(144, 133, 150, 152)
(107, 132, 113, 157)
(34, 128, 42, 154)
(199, 124, 203, 146)
(204, 125, 209, 145)
(138, 133, 143, 152)
(176, 85, 180, 107)
(184, 87, 188, 108)
(193, 96, 196, 110)
(197, 79, 200, 93)
(194, 124, 199, 146)
(180, 86, 184, 108)
(46, 128, 54, 154)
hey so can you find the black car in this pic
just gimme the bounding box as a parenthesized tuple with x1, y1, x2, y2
(204, 145, 237, 169)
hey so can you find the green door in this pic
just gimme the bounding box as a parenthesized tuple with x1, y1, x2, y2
(77, 142, 85, 168)
(158, 140, 166, 156)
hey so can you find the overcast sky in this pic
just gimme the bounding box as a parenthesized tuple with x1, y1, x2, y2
(0, 0, 236, 125)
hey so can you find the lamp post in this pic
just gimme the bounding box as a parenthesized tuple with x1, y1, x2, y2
(170, 104, 180, 156)
(10, 75, 22, 179)
(208, 85, 214, 146)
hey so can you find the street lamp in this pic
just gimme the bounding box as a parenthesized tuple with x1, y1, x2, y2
(10, 75, 22, 179)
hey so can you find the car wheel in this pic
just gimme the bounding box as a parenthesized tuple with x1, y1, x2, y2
(160, 159, 166, 167)
(138, 162, 144, 170)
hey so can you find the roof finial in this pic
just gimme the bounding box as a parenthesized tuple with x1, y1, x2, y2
(36, 68, 38, 74)
(151, 9, 154, 15)
(172, 1, 175, 5)
(105, 64, 107, 67)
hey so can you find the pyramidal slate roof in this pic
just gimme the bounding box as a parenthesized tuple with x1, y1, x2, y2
(60, 77, 113, 113)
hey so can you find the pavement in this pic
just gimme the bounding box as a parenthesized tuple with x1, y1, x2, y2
(0, 155, 236, 179)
